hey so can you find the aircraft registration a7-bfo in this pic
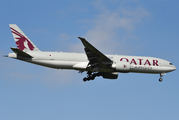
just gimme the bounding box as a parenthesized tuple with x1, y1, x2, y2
(6, 24, 176, 82)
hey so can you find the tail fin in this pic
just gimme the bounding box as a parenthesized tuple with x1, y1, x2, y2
(9, 24, 40, 52)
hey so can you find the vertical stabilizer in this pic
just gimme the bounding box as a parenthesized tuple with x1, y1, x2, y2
(9, 24, 40, 52)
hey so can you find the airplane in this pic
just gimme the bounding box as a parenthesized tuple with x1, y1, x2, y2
(5, 24, 176, 82)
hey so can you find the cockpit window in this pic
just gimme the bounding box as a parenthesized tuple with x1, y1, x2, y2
(169, 63, 173, 65)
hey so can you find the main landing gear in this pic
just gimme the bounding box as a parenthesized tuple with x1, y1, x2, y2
(83, 71, 101, 82)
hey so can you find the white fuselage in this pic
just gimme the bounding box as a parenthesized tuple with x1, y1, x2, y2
(8, 51, 176, 74)
(7, 24, 176, 81)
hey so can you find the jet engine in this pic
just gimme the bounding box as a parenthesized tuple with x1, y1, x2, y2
(112, 61, 130, 72)
(101, 72, 118, 79)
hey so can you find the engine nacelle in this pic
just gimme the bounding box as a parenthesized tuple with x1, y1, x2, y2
(101, 72, 118, 79)
(112, 61, 130, 72)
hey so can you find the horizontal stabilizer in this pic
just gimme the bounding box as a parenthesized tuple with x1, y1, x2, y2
(11, 48, 33, 58)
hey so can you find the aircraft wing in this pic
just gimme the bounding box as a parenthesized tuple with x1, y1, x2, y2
(78, 37, 113, 71)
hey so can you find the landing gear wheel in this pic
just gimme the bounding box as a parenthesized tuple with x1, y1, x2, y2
(159, 78, 163, 82)
(91, 76, 95, 80)
(87, 77, 90, 81)
(83, 78, 87, 82)
(83, 72, 102, 82)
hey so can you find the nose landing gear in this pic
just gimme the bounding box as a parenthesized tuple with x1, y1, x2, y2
(159, 73, 166, 82)
(159, 78, 163, 82)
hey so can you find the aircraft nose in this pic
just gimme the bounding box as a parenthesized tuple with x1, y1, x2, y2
(173, 65, 177, 71)
(171, 65, 177, 71)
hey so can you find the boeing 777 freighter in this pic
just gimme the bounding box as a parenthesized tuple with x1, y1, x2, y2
(6, 24, 176, 82)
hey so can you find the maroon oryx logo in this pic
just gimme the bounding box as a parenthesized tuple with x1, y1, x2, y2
(10, 27, 34, 51)
(123, 65, 127, 68)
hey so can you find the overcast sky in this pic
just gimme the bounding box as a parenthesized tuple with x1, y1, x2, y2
(0, 0, 179, 120)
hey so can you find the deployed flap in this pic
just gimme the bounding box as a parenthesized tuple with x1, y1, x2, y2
(78, 37, 113, 71)
(11, 48, 33, 58)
